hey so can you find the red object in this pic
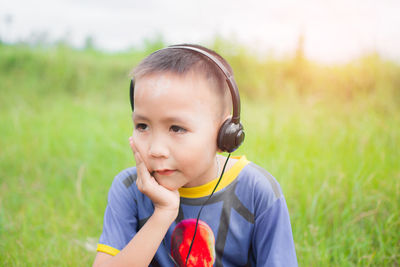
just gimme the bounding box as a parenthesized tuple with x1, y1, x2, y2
(171, 219, 215, 266)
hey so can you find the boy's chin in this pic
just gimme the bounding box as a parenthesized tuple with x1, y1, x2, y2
(155, 177, 182, 191)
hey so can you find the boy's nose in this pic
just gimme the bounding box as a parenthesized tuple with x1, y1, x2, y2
(148, 136, 169, 158)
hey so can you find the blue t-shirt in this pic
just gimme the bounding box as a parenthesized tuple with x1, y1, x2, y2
(97, 156, 297, 266)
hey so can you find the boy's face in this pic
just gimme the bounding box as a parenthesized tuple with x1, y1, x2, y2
(132, 72, 225, 190)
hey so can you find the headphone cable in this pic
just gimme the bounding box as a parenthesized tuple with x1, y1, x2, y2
(184, 153, 231, 266)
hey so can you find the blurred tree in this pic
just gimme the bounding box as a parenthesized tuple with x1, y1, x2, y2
(292, 32, 310, 96)
(84, 35, 96, 51)
(0, 14, 14, 44)
(295, 33, 305, 65)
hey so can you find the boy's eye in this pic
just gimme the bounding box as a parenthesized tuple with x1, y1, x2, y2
(135, 123, 148, 131)
(170, 125, 187, 133)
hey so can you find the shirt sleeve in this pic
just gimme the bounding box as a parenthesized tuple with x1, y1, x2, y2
(97, 169, 138, 256)
(253, 196, 298, 267)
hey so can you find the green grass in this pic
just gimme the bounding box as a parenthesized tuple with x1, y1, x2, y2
(0, 44, 399, 266)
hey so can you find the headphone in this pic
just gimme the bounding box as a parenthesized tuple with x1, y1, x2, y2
(129, 44, 245, 153)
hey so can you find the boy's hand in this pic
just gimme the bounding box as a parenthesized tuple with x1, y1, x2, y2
(129, 137, 180, 218)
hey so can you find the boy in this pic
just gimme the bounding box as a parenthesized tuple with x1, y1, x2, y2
(93, 44, 297, 267)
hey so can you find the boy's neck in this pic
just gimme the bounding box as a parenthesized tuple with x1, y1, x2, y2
(178, 155, 247, 199)
(181, 155, 238, 189)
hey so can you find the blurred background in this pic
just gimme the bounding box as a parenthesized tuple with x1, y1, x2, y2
(0, 0, 399, 266)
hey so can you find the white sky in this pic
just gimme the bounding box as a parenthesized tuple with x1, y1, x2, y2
(1, 0, 400, 63)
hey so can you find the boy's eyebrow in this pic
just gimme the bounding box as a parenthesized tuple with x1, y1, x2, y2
(162, 116, 191, 125)
(133, 113, 192, 124)
(132, 113, 149, 121)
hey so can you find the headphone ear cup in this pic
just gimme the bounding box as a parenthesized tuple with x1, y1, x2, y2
(217, 118, 245, 153)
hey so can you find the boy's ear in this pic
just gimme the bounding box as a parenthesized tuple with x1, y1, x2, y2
(220, 114, 232, 126)
(224, 114, 232, 121)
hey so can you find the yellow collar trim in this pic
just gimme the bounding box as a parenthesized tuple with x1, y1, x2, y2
(178, 155, 249, 198)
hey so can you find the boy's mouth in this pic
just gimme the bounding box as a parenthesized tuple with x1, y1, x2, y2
(154, 169, 176, 176)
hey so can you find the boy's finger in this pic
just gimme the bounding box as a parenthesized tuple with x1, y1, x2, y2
(130, 143, 155, 192)
(134, 152, 144, 184)
(135, 152, 147, 177)
(135, 152, 153, 190)
(129, 137, 141, 165)
(129, 136, 137, 153)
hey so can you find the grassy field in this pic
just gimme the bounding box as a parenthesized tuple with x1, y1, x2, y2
(0, 43, 399, 266)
